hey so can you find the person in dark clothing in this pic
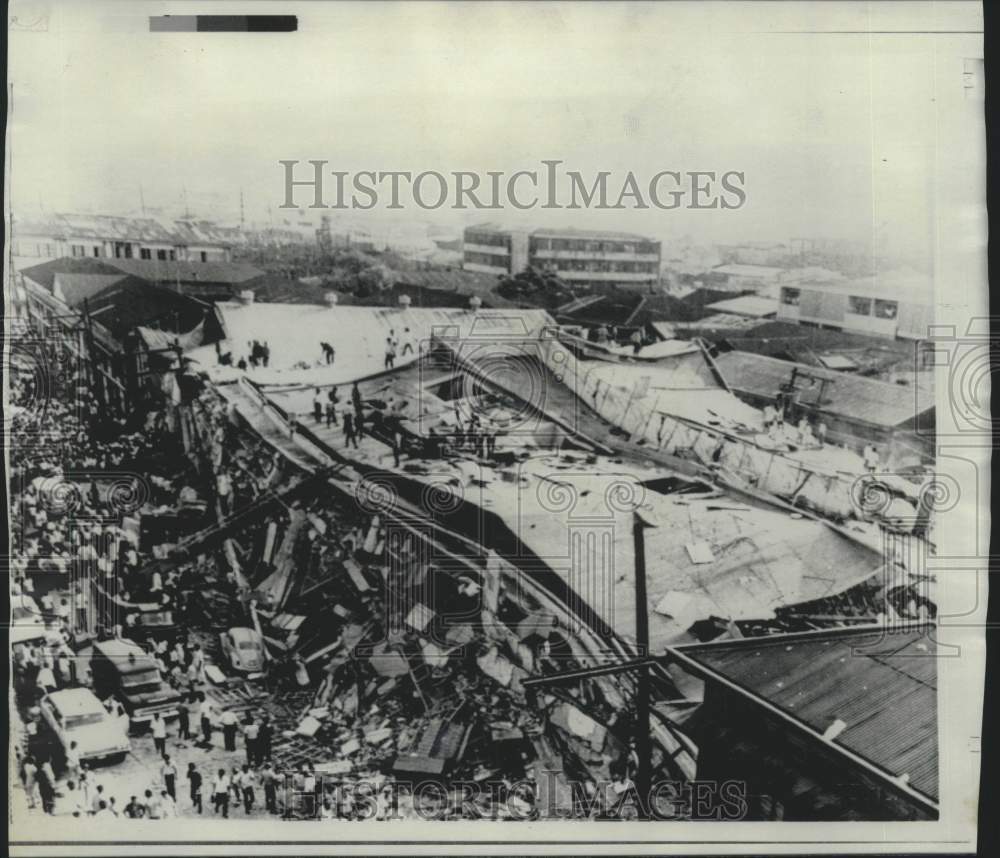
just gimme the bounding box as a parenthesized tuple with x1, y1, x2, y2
(343, 413, 359, 449)
(325, 387, 339, 427)
(221, 710, 239, 752)
(485, 430, 497, 458)
(321, 342, 335, 365)
(187, 763, 203, 814)
(258, 717, 273, 762)
(261, 342, 270, 367)
(177, 695, 191, 740)
(390, 419, 403, 467)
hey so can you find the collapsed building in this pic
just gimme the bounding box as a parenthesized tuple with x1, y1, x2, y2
(142, 300, 938, 819)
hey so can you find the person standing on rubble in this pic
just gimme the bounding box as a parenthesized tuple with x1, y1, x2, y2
(312, 389, 324, 425)
(325, 387, 340, 427)
(390, 418, 403, 468)
(384, 336, 397, 370)
(342, 412, 360, 449)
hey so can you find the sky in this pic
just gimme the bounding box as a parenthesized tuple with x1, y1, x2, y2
(6, 0, 984, 261)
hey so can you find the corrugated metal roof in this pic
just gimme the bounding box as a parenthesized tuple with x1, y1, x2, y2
(713, 350, 931, 428)
(670, 624, 938, 802)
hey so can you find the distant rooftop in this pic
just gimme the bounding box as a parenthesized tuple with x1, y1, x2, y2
(705, 294, 779, 318)
(712, 263, 786, 279)
(465, 223, 658, 243)
(13, 212, 242, 247)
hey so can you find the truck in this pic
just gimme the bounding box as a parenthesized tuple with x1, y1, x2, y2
(89, 639, 182, 726)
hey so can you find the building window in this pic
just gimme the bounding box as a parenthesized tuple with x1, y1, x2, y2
(44, 243, 53, 257)
(169, 250, 176, 261)
(848, 296, 872, 315)
(124, 244, 132, 259)
(93, 246, 101, 258)
(200, 251, 208, 262)
(874, 299, 898, 320)
(140, 248, 151, 260)
(157, 249, 168, 260)
(781, 287, 801, 306)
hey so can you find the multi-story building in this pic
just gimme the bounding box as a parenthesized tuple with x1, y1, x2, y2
(462, 224, 661, 288)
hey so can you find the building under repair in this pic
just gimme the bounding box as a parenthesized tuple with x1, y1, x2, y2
(125, 301, 939, 819)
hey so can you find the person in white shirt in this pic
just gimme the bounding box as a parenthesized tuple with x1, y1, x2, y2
(151, 712, 168, 756)
(92, 799, 113, 818)
(211, 769, 230, 817)
(60, 779, 85, 817)
(64, 741, 81, 782)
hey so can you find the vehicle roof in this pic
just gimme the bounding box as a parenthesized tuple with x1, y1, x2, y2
(229, 627, 262, 642)
(92, 638, 159, 672)
(46, 688, 107, 717)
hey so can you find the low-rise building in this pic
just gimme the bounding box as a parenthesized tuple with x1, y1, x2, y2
(777, 271, 933, 340)
(462, 224, 661, 288)
(9, 213, 237, 272)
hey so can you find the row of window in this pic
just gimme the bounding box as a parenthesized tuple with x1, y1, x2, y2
(16, 240, 209, 263)
(543, 259, 659, 274)
(532, 238, 658, 255)
(463, 251, 510, 269)
(465, 232, 510, 249)
(780, 288, 899, 319)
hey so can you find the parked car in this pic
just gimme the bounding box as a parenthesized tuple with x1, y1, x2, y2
(39, 687, 131, 766)
(219, 627, 266, 674)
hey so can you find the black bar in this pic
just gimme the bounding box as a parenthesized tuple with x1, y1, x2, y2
(150, 16, 297, 33)
(633, 514, 652, 819)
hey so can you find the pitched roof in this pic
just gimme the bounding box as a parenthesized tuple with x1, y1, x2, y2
(669, 624, 938, 804)
(712, 350, 931, 427)
(20, 256, 129, 292)
(52, 273, 129, 307)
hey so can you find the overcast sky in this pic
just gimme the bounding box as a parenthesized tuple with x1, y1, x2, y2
(6, 0, 984, 260)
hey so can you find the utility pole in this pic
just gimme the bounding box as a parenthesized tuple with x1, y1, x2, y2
(240, 188, 245, 230)
(81, 298, 108, 418)
(139, 184, 146, 216)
